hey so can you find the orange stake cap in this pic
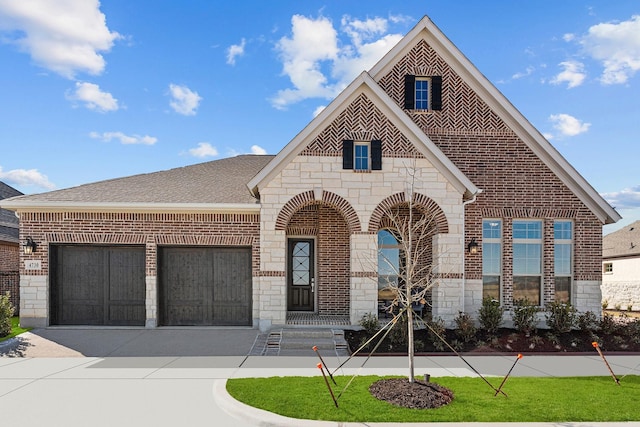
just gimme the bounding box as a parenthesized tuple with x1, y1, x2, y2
(592, 342, 599, 348)
(312, 345, 318, 351)
(317, 363, 323, 369)
(517, 354, 523, 359)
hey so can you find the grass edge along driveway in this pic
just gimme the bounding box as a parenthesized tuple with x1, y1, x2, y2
(227, 375, 640, 423)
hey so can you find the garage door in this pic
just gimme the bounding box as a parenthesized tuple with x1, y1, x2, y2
(50, 245, 146, 326)
(159, 247, 252, 326)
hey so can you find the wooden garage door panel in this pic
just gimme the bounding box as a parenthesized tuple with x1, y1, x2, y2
(56, 246, 105, 325)
(160, 247, 251, 326)
(213, 248, 251, 325)
(52, 246, 145, 326)
(161, 248, 212, 326)
(108, 248, 146, 326)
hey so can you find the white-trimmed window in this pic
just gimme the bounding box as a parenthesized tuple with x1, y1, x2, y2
(342, 140, 382, 171)
(354, 141, 370, 171)
(482, 219, 502, 301)
(404, 75, 442, 110)
(512, 220, 542, 305)
(554, 220, 573, 303)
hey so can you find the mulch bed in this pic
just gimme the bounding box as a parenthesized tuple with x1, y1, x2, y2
(369, 378, 454, 409)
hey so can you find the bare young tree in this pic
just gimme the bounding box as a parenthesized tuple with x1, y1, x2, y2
(376, 165, 444, 383)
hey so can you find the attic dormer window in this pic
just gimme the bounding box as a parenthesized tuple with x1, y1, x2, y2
(404, 75, 442, 111)
(343, 139, 382, 171)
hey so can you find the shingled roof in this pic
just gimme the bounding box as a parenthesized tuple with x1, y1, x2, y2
(0, 181, 22, 243)
(0, 155, 274, 211)
(603, 220, 640, 259)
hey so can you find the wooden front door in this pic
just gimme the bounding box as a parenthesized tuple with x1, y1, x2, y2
(287, 238, 315, 311)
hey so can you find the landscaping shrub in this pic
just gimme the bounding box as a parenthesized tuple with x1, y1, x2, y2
(453, 311, 477, 344)
(545, 301, 577, 334)
(426, 316, 446, 351)
(359, 312, 380, 335)
(512, 298, 538, 336)
(478, 297, 504, 337)
(0, 291, 15, 337)
(577, 310, 599, 333)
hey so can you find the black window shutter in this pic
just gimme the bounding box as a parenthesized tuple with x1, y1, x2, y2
(342, 140, 354, 169)
(431, 76, 442, 110)
(404, 75, 415, 109)
(371, 140, 382, 170)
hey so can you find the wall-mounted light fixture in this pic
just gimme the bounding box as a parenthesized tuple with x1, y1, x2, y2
(23, 236, 37, 255)
(467, 237, 478, 254)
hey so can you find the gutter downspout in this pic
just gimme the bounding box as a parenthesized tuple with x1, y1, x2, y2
(462, 189, 483, 313)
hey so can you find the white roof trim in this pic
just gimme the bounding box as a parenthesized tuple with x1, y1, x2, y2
(370, 16, 620, 225)
(248, 71, 478, 200)
(0, 201, 260, 214)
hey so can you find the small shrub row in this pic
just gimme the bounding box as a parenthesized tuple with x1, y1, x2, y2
(0, 291, 16, 337)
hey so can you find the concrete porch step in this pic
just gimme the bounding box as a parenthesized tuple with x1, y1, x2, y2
(260, 328, 349, 356)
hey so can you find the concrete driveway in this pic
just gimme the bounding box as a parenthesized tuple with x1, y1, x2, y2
(0, 327, 262, 357)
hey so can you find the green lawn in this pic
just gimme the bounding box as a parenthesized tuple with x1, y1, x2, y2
(0, 317, 31, 342)
(227, 375, 640, 423)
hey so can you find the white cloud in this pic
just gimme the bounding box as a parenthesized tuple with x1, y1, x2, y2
(549, 113, 591, 137)
(271, 14, 402, 110)
(579, 15, 640, 85)
(188, 142, 218, 158)
(313, 105, 326, 117)
(602, 185, 640, 209)
(168, 83, 202, 115)
(250, 145, 267, 155)
(226, 38, 246, 65)
(551, 61, 586, 88)
(90, 131, 157, 145)
(66, 81, 118, 112)
(0, 0, 120, 79)
(0, 166, 55, 190)
(512, 66, 535, 80)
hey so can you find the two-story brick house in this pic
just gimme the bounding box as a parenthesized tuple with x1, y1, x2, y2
(2, 17, 620, 330)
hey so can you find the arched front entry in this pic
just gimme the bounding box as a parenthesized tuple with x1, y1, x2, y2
(277, 191, 359, 316)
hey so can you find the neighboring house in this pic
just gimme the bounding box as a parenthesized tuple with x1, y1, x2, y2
(1, 16, 620, 330)
(602, 221, 640, 312)
(0, 181, 22, 312)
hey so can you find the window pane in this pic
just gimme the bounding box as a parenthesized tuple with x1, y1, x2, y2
(483, 220, 501, 239)
(354, 144, 369, 170)
(482, 242, 501, 274)
(555, 277, 571, 303)
(415, 79, 429, 109)
(554, 221, 572, 240)
(378, 229, 398, 246)
(482, 276, 500, 300)
(513, 276, 541, 305)
(554, 243, 571, 275)
(513, 220, 541, 239)
(513, 243, 541, 274)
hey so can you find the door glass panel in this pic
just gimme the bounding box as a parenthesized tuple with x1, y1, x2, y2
(292, 242, 310, 286)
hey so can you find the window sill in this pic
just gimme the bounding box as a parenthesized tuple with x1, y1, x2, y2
(353, 169, 372, 173)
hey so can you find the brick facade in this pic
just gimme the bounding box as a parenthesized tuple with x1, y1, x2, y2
(18, 211, 259, 327)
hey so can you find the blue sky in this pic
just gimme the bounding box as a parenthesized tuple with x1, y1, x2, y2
(0, 1, 638, 234)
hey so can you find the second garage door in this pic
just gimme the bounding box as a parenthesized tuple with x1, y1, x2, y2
(159, 247, 252, 326)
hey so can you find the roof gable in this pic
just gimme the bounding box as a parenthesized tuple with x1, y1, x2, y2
(603, 220, 640, 259)
(369, 16, 620, 225)
(248, 71, 478, 200)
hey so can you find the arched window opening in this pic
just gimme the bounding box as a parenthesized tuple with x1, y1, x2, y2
(378, 229, 403, 314)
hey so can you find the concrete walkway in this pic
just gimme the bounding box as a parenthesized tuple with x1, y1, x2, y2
(2, 328, 640, 427)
